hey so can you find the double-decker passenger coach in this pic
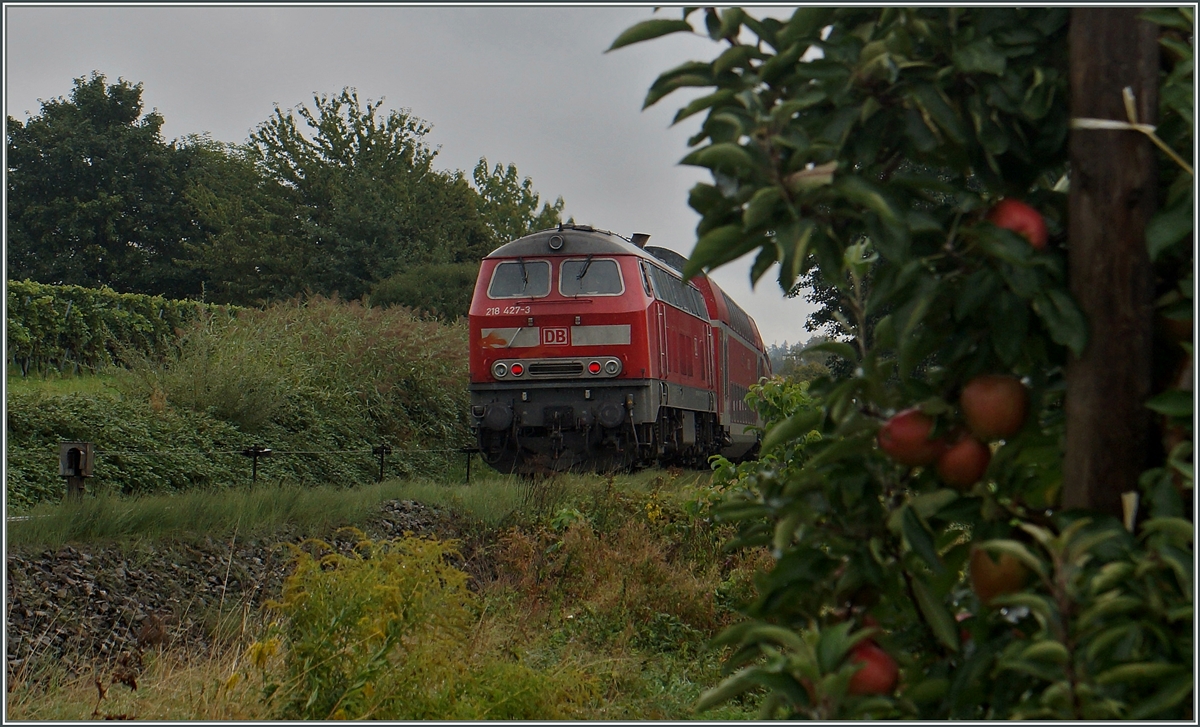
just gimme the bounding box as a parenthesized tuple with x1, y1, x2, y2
(468, 224, 771, 474)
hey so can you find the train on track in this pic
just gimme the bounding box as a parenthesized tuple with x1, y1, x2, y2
(468, 224, 771, 474)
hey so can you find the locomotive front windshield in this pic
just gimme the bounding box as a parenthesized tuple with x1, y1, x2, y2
(487, 259, 551, 298)
(559, 258, 623, 296)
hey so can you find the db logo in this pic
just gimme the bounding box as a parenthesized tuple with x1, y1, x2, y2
(542, 327, 569, 345)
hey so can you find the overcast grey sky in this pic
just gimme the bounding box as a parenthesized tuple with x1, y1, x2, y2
(5, 4, 820, 347)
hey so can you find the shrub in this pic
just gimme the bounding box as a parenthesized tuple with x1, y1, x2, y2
(5, 391, 244, 508)
(252, 531, 596, 720)
(6, 279, 239, 376)
(369, 262, 480, 320)
(8, 296, 473, 507)
(497, 519, 724, 648)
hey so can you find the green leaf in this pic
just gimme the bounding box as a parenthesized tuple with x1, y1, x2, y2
(1146, 390, 1193, 418)
(750, 245, 779, 287)
(802, 339, 858, 363)
(911, 576, 960, 652)
(761, 407, 823, 455)
(672, 89, 737, 125)
(644, 61, 714, 108)
(713, 45, 755, 76)
(988, 291, 1028, 366)
(690, 142, 757, 175)
(696, 665, 764, 712)
(761, 43, 808, 85)
(1146, 194, 1194, 261)
(1094, 662, 1186, 686)
(904, 677, 949, 705)
(953, 39, 1007, 75)
(1076, 595, 1143, 630)
(1127, 672, 1194, 719)
(1021, 639, 1069, 664)
(977, 539, 1047, 578)
(816, 621, 856, 673)
(909, 489, 959, 520)
(1140, 7, 1196, 31)
(1089, 561, 1134, 595)
(902, 508, 944, 574)
(776, 220, 815, 291)
(1138, 516, 1194, 544)
(1031, 288, 1088, 357)
(743, 624, 809, 653)
(997, 658, 1063, 682)
(608, 18, 697, 52)
(911, 84, 968, 145)
(743, 186, 783, 230)
(778, 7, 835, 46)
(836, 175, 901, 225)
(684, 224, 756, 279)
(716, 7, 745, 40)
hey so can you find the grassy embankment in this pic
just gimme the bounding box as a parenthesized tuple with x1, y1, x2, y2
(6, 425, 767, 720)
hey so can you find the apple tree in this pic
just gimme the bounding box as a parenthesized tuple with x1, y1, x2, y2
(613, 7, 1192, 719)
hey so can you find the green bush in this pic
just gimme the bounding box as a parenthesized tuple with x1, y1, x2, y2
(7, 296, 473, 508)
(6, 279, 239, 375)
(369, 262, 480, 319)
(252, 532, 596, 720)
(5, 390, 245, 508)
(115, 295, 472, 474)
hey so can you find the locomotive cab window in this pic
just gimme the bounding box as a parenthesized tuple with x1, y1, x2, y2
(559, 258, 624, 296)
(487, 259, 551, 298)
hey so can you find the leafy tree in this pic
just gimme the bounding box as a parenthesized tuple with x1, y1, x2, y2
(176, 136, 316, 305)
(767, 337, 833, 382)
(246, 88, 493, 300)
(615, 6, 1192, 720)
(7, 72, 200, 297)
(472, 157, 566, 242)
(369, 262, 480, 320)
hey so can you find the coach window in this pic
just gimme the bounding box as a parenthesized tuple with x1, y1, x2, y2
(487, 259, 551, 298)
(559, 258, 624, 296)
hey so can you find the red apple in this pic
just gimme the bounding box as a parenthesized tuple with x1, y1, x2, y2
(936, 435, 991, 490)
(960, 375, 1029, 441)
(847, 640, 899, 696)
(878, 408, 947, 466)
(969, 546, 1029, 608)
(987, 199, 1048, 250)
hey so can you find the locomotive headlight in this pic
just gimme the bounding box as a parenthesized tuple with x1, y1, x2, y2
(604, 359, 621, 375)
(492, 362, 509, 378)
(510, 363, 525, 376)
(587, 361, 602, 375)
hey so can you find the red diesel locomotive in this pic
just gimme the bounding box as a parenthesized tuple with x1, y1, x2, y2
(468, 224, 771, 474)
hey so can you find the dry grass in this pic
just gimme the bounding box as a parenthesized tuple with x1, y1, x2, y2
(6, 641, 266, 721)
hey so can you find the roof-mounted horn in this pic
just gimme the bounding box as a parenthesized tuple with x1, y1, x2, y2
(630, 233, 651, 248)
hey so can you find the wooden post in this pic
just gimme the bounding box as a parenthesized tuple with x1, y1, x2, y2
(1064, 9, 1160, 516)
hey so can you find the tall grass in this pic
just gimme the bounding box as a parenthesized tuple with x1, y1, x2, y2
(7, 480, 438, 547)
(115, 295, 470, 444)
(7, 468, 714, 547)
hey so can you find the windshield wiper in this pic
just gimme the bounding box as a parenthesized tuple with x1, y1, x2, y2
(576, 255, 594, 281)
(517, 257, 528, 291)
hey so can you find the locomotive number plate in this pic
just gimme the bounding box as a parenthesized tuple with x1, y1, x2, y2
(485, 305, 531, 316)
